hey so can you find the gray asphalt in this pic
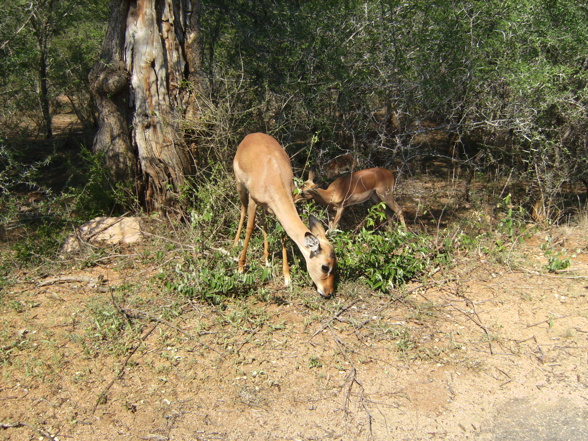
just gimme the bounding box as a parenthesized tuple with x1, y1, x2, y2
(484, 397, 588, 440)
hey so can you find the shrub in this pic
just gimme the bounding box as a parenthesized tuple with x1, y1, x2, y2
(333, 204, 453, 292)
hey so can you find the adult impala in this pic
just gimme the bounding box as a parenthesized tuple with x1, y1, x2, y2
(233, 133, 336, 298)
(298, 168, 406, 231)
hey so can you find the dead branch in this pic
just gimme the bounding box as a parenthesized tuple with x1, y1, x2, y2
(519, 268, 588, 280)
(449, 300, 494, 355)
(84, 213, 130, 241)
(526, 314, 568, 328)
(402, 274, 459, 300)
(21, 423, 59, 441)
(141, 231, 196, 251)
(342, 365, 358, 413)
(311, 299, 361, 338)
(0, 422, 24, 429)
(38, 275, 104, 287)
(118, 306, 223, 356)
(92, 323, 158, 413)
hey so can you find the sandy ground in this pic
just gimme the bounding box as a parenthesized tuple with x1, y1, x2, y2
(1, 219, 587, 440)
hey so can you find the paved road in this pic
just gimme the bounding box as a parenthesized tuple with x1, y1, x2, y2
(485, 397, 588, 440)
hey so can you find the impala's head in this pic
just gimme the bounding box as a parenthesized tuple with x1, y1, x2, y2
(297, 170, 319, 201)
(303, 215, 336, 298)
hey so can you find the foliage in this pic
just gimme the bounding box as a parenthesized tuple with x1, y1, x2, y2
(0, 0, 110, 137)
(0, 141, 59, 263)
(200, 0, 588, 219)
(66, 148, 138, 218)
(541, 237, 571, 273)
(0, 141, 131, 266)
(160, 170, 274, 304)
(2, 0, 587, 303)
(333, 204, 453, 292)
(161, 250, 272, 305)
(0, 141, 50, 197)
(1, 0, 586, 217)
(497, 194, 524, 238)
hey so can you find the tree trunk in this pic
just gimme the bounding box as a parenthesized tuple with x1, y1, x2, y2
(89, 0, 204, 212)
(31, 1, 55, 141)
(38, 43, 53, 140)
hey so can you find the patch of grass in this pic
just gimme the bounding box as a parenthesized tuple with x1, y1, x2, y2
(222, 302, 270, 330)
(308, 355, 322, 369)
(78, 296, 141, 356)
(160, 249, 273, 305)
(541, 236, 571, 272)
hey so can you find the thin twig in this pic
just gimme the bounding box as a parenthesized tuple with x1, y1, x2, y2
(518, 268, 588, 280)
(92, 323, 158, 413)
(120, 307, 223, 356)
(22, 423, 59, 441)
(402, 275, 457, 297)
(311, 299, 361, 338)
(0, 422, 24, 429)
(83, 213, 130, 241)
(526, 314, 567, 328)
(141, 231, 196, 251)
(450, 300, 494, 355)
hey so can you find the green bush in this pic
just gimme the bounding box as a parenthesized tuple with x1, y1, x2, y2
(161, 250, 273, 305)
(333, 204, 453, 292)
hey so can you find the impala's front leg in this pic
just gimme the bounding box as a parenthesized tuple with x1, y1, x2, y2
(281, 235, 291, 287)
(261, 214, 270, 267)
(383, 195, 406, 229)
(330, 205, 346, 231)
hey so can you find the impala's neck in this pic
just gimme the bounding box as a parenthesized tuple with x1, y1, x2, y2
(309, 188, 334, 207)
(270, 198, 311, 254)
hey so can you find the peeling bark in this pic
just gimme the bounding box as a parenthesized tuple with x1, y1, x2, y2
(89, 0, 202, 211)
(89, 60, 135, 182)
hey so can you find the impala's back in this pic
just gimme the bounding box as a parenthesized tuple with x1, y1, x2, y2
(233, 133, 295, 212)
(343, 168, 395, 203)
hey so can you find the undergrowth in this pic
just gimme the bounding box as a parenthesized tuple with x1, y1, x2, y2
(1, 137, 582, 311)
(2, 139, 586, 385)
(331, 203, 455, 292)
(0, 142, 133, 268)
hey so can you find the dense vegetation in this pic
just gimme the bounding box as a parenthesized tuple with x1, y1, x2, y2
(195, 0, 588, 211)
(1, 0, 587, 297)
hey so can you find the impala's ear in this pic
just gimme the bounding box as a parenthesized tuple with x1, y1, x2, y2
(304, 231, 321, 256)
(302, 169, 317, 189)
(308, 215, 327, 240)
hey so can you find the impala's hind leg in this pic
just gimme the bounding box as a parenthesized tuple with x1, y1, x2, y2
(233, 183, 249, 246)
(375, 192, 406, 229)
(237, 198, 258, 273)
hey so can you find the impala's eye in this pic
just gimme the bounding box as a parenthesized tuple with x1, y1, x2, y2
(321, 265, 330, 274)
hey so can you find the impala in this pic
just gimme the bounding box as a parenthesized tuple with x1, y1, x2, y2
(233, 133, 336, 298)
(298, 168, 406, 231)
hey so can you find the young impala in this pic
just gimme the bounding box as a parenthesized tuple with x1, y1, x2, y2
(298, 168, 406, 231)
(233, 133, 336, 298)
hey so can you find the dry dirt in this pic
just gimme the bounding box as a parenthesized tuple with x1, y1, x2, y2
(1, 218, 587, 441)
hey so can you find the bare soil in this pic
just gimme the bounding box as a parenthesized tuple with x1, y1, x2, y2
(2, 217, 587, 441)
